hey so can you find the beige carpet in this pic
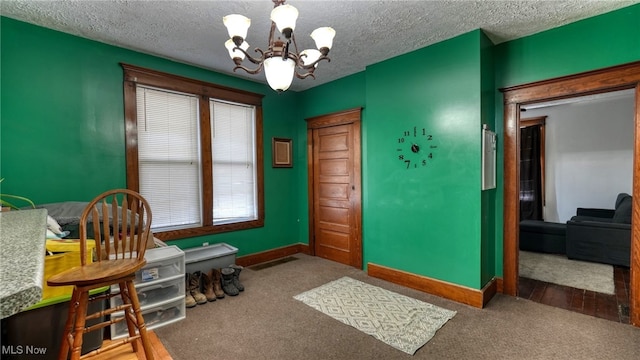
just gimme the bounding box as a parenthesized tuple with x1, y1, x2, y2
(519, 251, 615, 294)
(294, 276, 456, 355)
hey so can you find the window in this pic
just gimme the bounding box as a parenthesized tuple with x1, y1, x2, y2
(122, 64, 264, 241)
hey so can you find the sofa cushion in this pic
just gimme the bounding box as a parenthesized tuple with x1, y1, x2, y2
(570, 215, 613, 223)
(613, 193, 632, 224)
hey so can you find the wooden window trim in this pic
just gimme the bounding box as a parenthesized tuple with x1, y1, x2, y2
(122, 63, 265, 241)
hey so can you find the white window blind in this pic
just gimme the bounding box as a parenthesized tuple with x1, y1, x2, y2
(136, 86, 202, 231)
(210, 100, 257, 224)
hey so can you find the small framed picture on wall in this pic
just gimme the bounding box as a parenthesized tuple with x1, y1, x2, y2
(272, 137, 293, 168)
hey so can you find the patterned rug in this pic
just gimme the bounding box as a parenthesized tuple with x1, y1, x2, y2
(293, 277, 456, 355)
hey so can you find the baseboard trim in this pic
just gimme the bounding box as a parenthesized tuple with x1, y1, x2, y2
(368, 262, 497, 308)
(236, 243, 310, 267)
(495, 277, 504, 294)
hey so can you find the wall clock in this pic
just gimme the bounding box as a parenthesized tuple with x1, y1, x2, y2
(396, 126, 437, 169)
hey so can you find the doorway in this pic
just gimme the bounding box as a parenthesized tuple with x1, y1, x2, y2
(306, 108, 363, 268)
(501, 61, 640, 327)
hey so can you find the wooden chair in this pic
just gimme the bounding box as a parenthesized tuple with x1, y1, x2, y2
(47, 189, 155, 360)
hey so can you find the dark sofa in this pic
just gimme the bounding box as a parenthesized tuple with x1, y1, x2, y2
(519, 220, 566, 254)
(565, 193, 631, 267)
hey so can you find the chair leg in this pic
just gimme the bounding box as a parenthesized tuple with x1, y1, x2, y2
(58, 288, 80, 360)
(69, 290, 89, 360)
(118, 282, 139, 353)
(126, 280, 154, 360)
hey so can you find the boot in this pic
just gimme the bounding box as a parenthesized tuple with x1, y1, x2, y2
(189, 272, 208, 304)
(209, 268, 225, 299)
(229, 264, 244, 292)
(220, 267, 239, 296)
(185, 274, 197, 308)
(200, 271, 217, 302)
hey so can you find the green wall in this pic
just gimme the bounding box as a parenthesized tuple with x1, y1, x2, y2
(0, 17, 301, 256)
(364, 31, 484, 288)
(480, 30, 496, 287)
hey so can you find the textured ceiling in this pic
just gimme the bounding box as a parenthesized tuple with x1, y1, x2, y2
(1, 0, 638, 91)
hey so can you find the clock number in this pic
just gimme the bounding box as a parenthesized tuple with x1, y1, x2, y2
(428, 153, 433, 159)
(403, 130, 410, 136)
(398, 137, 405, 143)
(427, 135, 433, 140)
(398, 154, 404, 160)
(404, 160, 411, 169)
(422, 159, 427, 166)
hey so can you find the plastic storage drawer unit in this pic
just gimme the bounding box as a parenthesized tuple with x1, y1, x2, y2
(109, 245, 185, 339)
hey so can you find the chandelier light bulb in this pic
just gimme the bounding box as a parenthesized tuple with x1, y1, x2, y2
(223, 14, 251, 44)
(311, 27, 336, 54)
(270, 4, 298, 38)
(264, 57, 295, 92)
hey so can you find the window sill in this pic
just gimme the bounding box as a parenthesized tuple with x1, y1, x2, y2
(153, 219, 264, 241)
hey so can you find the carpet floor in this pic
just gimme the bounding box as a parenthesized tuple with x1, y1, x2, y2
(154, 253, 640, 359)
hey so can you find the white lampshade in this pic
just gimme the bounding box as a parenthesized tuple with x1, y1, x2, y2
(225, 40, 249, 60)
(300, 49, 321, 67)
(223, 14, 251, 40)
(270, 4, 298, 34)
(310, 27, 336, 50)
(264, 57, 295, 92)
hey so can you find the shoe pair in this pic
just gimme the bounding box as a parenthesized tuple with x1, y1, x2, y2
(185, 272, 208, 308)
(221, 264, 244, 296)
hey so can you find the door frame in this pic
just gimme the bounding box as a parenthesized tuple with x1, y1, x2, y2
(501, 60, 640, 326)
(306, 107, 363, 268)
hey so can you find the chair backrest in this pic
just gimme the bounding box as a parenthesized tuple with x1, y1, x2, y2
(79, 189, 152, 264)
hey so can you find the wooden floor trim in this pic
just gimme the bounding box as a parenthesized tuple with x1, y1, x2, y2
(368, 263, 496, 308)
(235, 243, 310, 267)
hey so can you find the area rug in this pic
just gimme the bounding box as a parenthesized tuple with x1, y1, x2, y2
(293, 276, 456, 355)
(519, 251, 615, 295)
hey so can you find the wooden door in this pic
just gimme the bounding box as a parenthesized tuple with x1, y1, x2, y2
(306, 108, 362, 268)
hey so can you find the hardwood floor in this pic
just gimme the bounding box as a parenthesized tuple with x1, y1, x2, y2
(519, 266, 630, 324)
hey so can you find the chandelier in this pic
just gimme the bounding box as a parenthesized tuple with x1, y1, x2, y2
(223, 0, 336, 92)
